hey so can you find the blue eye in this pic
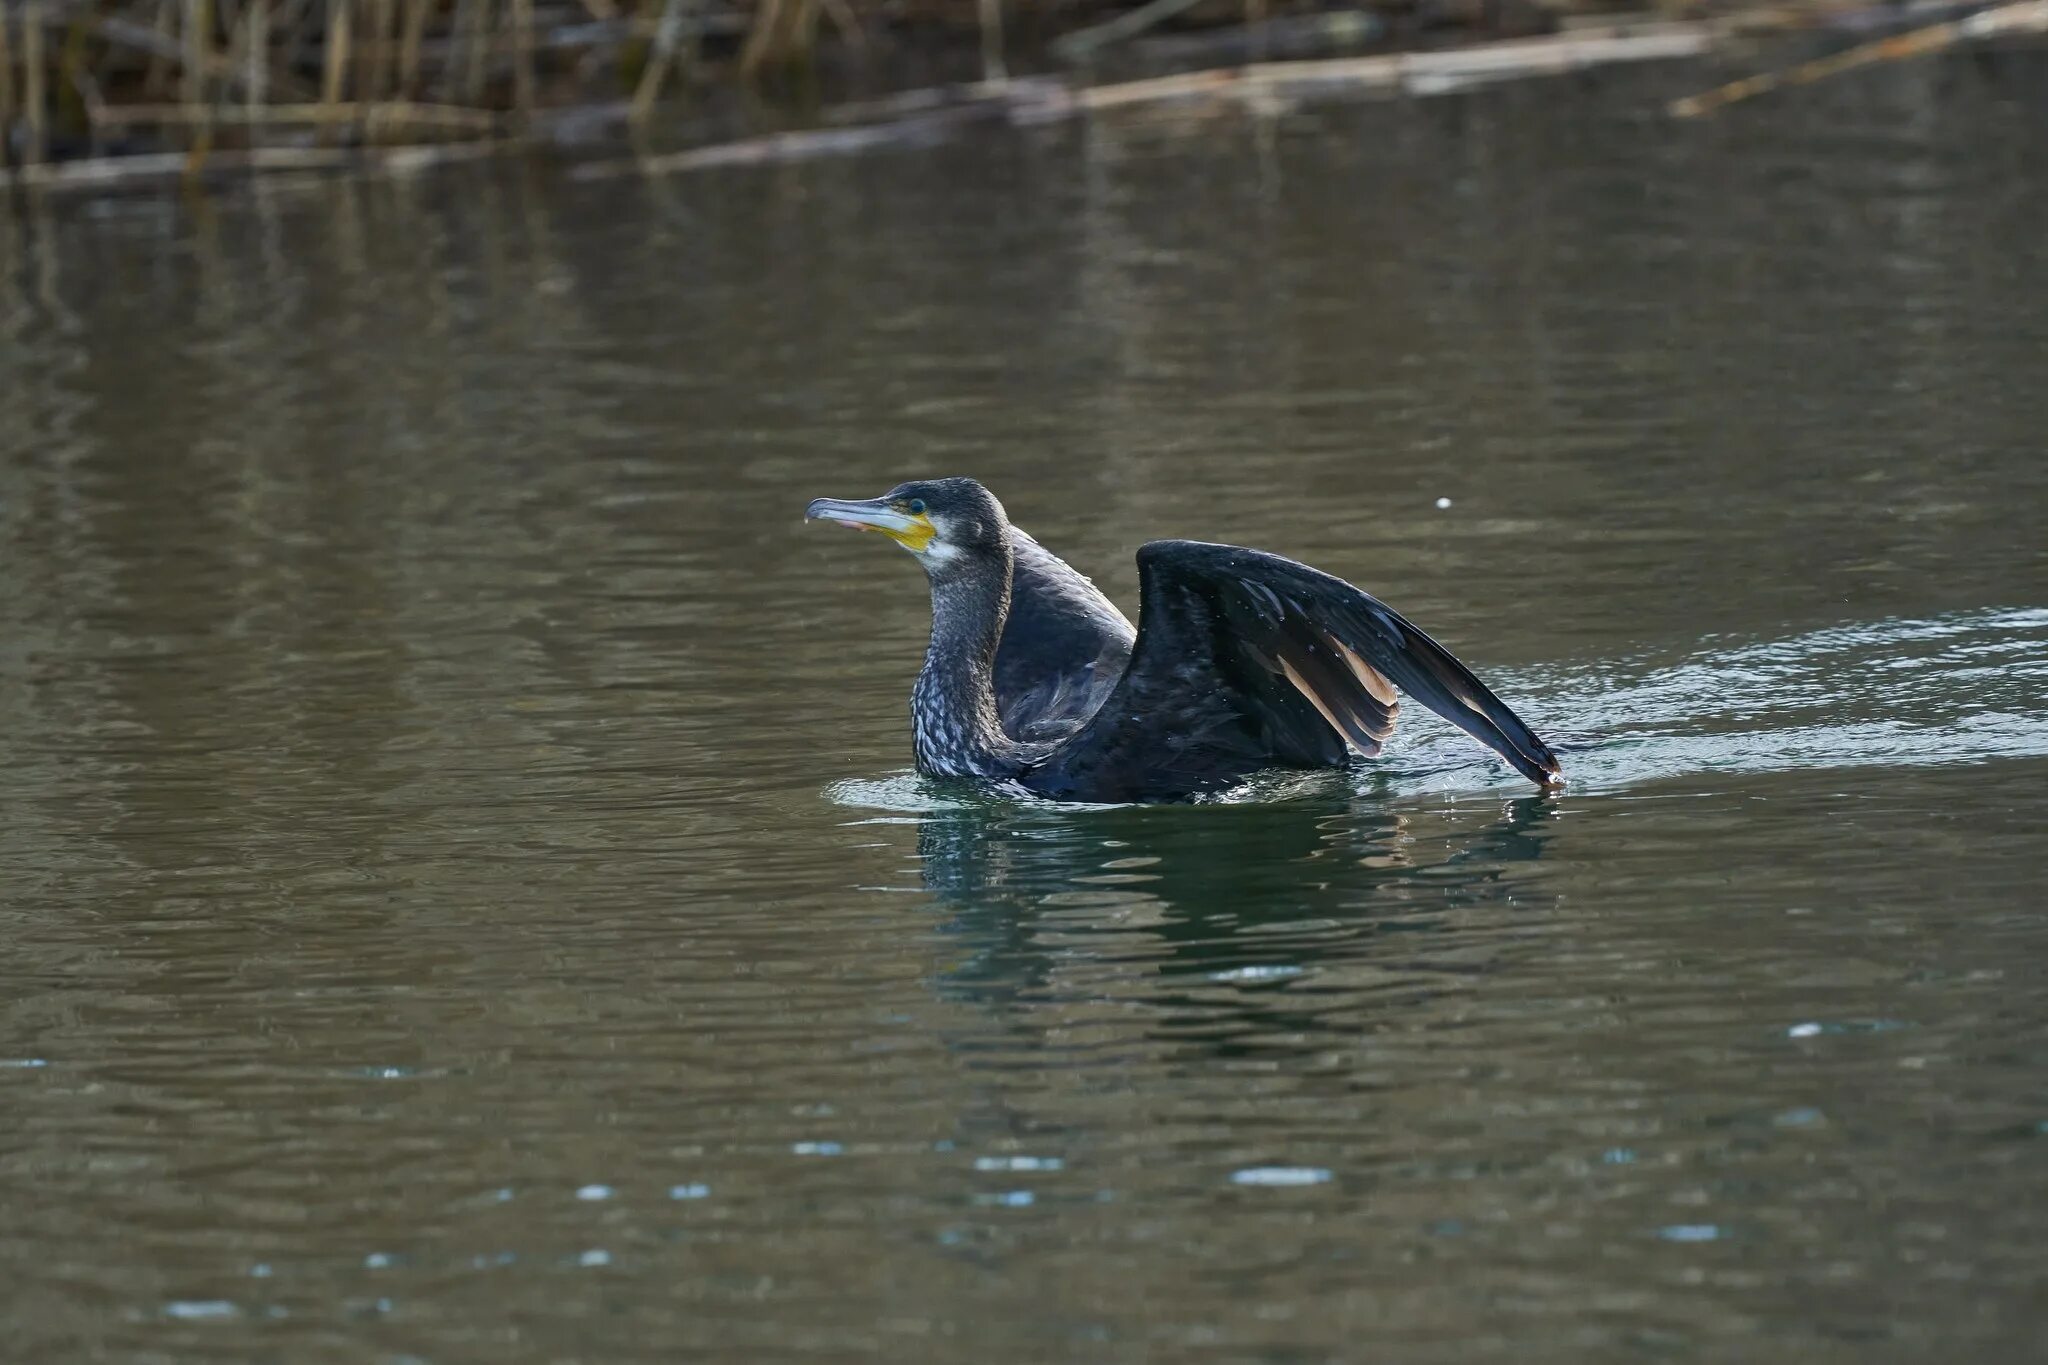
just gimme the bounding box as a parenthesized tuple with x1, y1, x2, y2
(908, 498, 926, 515)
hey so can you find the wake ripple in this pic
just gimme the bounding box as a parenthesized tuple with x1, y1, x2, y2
(826, 607, 2048, 808)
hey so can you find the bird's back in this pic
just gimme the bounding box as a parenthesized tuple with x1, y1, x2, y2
(994, 527, 1135, 744)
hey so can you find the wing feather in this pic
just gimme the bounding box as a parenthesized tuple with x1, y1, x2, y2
(993, 527, 1136, 743)
(1023, 540, 1562, 802)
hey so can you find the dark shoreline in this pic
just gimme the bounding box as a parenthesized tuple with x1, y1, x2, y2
(1, 0, 2037, 194)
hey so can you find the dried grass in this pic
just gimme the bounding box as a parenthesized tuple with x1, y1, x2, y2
(0, 0, 2033, 182)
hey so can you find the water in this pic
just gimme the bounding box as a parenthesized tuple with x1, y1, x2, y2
(4, 54, 2047, 1362)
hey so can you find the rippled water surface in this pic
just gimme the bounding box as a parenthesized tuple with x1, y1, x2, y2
(4, 54, 2047, 1363)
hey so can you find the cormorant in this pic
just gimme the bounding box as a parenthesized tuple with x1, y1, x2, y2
(805, 477, 1562, 803)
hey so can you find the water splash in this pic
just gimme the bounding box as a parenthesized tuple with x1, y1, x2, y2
(827, 607, 2048, 808)
(1532, 606, 2048, 793)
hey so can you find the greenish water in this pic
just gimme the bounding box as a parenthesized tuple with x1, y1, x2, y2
(3, 55, 2046, 1363)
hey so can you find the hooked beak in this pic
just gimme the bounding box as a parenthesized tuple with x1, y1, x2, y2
(804, 496, 937, 553)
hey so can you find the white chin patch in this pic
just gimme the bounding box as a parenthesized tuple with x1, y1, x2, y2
(919, 541, 960, 564)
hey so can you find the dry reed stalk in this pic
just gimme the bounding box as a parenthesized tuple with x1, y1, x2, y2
(790, 0, 822, 71)
(182, 0, 210, 104)
(740, 0, 820, 77)
(0, 12, 15, 138)
(366, 0, 394, 100)
(275, 0, 318, 80)
(512, 0, 536, 111)
(978, 0, 1004, 80)
(1670, 0, 2048, 115)
(144, 0, 176, 95)
(98, 99, 500, 130)
(320, 0, 352, 140)
(463, 0, 491, 103)
(592, 102, 993, 176)
(630, 0, 692, 124)
(819, 0, 863, 49)
(94, 10, 290, 101)
(1, 137, 514, 191)
(1075, 23, 1710, 110)
(444, 0, 476, 100)
(1050, 0, 1206, 64)
(183, 0, 216, 170)
(23, 2, 47, 164)
(59, 20, 108, 154)
(244, 0, 268, 118)
(738, 0, 777, 74)
(2, 143, 349, 188)
(398, 0, 430, 95)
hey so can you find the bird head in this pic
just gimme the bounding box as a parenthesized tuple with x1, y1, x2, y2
(805, 478, 1009, 578)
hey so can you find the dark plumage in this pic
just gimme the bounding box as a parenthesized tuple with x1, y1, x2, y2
(995, 527, 1133, 742)
(805, 477, 1562, 803)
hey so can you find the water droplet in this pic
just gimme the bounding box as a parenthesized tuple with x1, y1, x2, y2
(792, 1141, 843, 1156)
(363, 1252, 397, 1269)
(1788, 1019, 1910, 1039)
(0, 1058, 49, 1069)
(1601, 1147, 1638, 1165)
(575, 1184, 613, 1201)
(357, 1066, 413, 1080)
(247, 1263, 273, 1279)
(1435, 497, 1454, 510)
(1774, 1107, 1826, 1128)
(1658, 1224, 1722, 1242)
(577, 1249, 612, 1268)
(162, 1300, 239, 1321)
(973, 1190, 1035, 1207)
(1208, 965, 1305, 983)
(973, 1156, 1064, 1172)
(669, 1183, 711, 1200)
(1230, 1166, 1332, 1187)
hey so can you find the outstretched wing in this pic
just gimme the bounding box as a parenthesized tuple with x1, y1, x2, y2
(1025, 540, 1562, 803)
(994, 527, 1136, 743)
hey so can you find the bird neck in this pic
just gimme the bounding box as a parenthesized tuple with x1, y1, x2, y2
(913, 550, 1022, 779)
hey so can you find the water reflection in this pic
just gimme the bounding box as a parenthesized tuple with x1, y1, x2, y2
(913, 796, 1559, 1057)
